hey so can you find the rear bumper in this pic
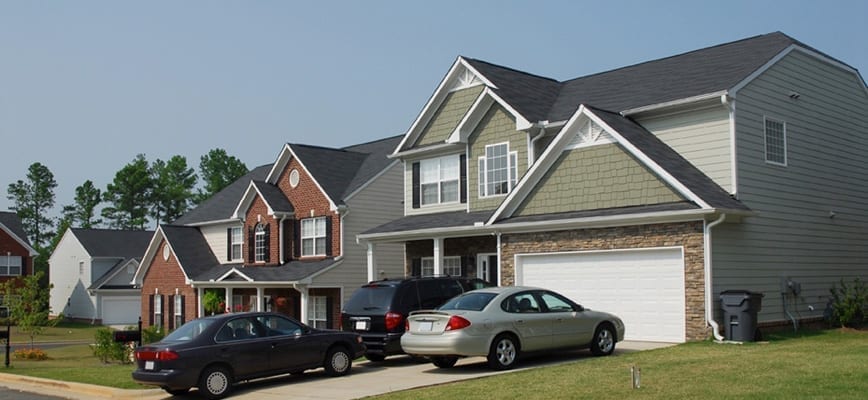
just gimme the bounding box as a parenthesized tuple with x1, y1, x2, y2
(359, 332, 404, 356)
(132, 368, 197, 391)
(400, 331, 490, 357)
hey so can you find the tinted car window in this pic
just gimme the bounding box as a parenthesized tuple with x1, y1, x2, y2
(439, 280, 464, 300)
(418, 280, 447, 309)
(163, 319, 215, 342)
(217, 317, 263, 342)
(256, 315, 304, 336)
(502, 292, 541, 313)
(439, 292, 497, 311)
(539, 292, 574, 312)
(343, 285, 398, 313)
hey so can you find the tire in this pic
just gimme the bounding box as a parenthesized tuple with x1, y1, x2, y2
(590, 324, 616, 356)
(163, 387, 190, 396)
(364, 353, 386, 362)
(198, 365, 232, 399)
(324, 346, 352, 377)
(431, 356, 458, 368)
(487, 334, 519, 370)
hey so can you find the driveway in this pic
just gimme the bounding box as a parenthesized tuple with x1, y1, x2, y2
(0, 341, 672, 400)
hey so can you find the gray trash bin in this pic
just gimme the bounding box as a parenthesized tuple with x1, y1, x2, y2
(720, 290, 764, 342)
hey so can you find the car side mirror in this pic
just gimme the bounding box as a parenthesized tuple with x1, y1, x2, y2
(574, 305, 585, 312)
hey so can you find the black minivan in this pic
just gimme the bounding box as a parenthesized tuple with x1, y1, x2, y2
(341, 276, 491, 361)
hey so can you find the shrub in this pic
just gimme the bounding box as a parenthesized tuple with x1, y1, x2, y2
(142, 324, 165, 344)
(13, 347, 48, 360)
(828, 278, 867, 328)
(92, 327, 133, 364)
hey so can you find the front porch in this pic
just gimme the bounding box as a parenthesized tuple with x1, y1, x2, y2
(194, 285, 340, 329)
(368, 235, 499, 285)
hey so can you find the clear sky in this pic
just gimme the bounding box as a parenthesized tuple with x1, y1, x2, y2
(2, 0, 866, 217)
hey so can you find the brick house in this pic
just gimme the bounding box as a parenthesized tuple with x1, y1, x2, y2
(0, 211, 38, 313)
(133, 136, 405, 331)
(358, 32, 868, 342)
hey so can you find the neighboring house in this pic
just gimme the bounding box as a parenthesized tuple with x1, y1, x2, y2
(358, 32, 868, 342)
(49, 228, 154, 325)
(0, 212, 38, 313)
(132, 136, 404, 331)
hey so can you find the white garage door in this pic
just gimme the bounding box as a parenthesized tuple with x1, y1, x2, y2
(516, 247, 685, 343)
(101, 297, 141, 326)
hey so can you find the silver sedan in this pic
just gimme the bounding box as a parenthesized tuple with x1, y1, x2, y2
(400, 286, 625, 370)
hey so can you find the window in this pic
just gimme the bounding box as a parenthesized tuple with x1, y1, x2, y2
(301, 217, 327, 256)
(153, 295, 163, 331)
(478, 143, 517, 197)
(420, 256, 461, 277)
(254, 224, 267, 262)
(78, 260, 84, 275)
(420, 155, 460, 205)
(174, 295, 184, 329)
(229, 227, 242, 260)
(0, 255, 22, 276)
(308, 296, 328, 329)
(765, 117, 787, 165)
(421, 258, 434, 277)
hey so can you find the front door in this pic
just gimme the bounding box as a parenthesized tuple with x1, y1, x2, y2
(477, 254, 498, 285)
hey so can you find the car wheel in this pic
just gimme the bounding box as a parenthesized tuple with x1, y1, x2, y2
(163, 387, 190, 396)
(590, 324, 616, 356)
(198, 365, 232, 399)
(487, 334, 519, 370)
(364, 354, 386, 362)
(324, 346, 352, 377)
(431, 356, 458, 368)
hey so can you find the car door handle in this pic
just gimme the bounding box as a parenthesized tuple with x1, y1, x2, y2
(516, 319, 525, 324)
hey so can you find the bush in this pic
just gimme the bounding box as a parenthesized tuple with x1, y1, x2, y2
(14, 347, 48, 360)
(142, 324, 165, 344)
(92, 327, 133, 364)
(828, 278, 867, 328)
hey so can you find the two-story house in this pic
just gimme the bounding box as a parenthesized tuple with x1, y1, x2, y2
(359, 32, 868, 343)
(49, 228, 154, 325)
(0, 211, 37, 285)
(133, 136, 404, 331)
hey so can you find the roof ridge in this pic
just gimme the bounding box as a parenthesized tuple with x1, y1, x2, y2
(341, 133, 404, 151)
(462, 56, 561, 84)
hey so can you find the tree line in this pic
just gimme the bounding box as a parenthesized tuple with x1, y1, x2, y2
(5, 149, 249, 274)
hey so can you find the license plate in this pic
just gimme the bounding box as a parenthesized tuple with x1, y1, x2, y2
(145, 361, 155, 371)
(355, 320, 369, 330)
(419, 321, 433, 331)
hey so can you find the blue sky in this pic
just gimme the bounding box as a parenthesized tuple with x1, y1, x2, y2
(2, 1, 866, 217)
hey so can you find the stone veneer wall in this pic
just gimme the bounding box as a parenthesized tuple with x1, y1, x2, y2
(499, 221, 709, 341)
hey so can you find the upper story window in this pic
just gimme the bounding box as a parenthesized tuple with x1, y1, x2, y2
(229, 227, 242, 261)
(420, 155, 460, 206)
(0, 255, 22, 276)
(764, 117, 787, 166)
(301, 217, 327, 257)
(254, 224, 267, 262)
(479, 143, 517, 197)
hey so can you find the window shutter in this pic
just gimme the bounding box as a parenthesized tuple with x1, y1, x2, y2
(411, 258, 421, 277)
(326, 296, 335, 329)
(248, 227, 255, 263)
(180, 295, 186, 325)
(293, 219, 301, 259)
(459, 154, 467, 203)
(264, 224, 271, 263)
(160, 295, 166, 328)
(148, 295, 154, 325)
(412, 162, 420, 209)
(325, 217, 333, 257)
(226, 228, 232, 261)
(168, 295, 175, 330)
(284, 219, 293, 262)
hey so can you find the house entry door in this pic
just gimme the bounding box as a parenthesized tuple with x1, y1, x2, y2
(477, 253, 498, 285)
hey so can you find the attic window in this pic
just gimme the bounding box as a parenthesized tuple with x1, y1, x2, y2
(764, 117, 787, 166)
(289, 169, 300, 188)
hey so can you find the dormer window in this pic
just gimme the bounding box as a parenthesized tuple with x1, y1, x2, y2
(479, 143, 517, 197)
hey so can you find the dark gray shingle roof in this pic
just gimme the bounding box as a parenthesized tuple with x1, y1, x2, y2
(363, 210, 494, 235)
(252, 181, 294, 213)
(0, 211, 31, 246)
(72, 228, 154, 259)
(161, 225, 221, 280)
(172, 165, 271, 225)
(190, 258, 339, 282)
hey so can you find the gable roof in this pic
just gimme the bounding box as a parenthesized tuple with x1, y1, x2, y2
(172, 165, 272, 225)
(0, 211, 38, 255)
(89, 258, 139, 290)
(72, 228, 154, 259)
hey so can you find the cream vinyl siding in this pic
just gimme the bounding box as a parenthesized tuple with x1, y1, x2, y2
(200, 223, 242, 264)
(712, 50, 868, 324)
(637, 104, 732, 193)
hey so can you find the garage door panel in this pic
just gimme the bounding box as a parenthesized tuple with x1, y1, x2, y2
(101, 297, 141, 326)
(517, 248, 685, 343)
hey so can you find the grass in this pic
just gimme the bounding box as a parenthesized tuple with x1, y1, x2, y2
(365, 329, 868, 400)
(7, 321, 112, 343)
(1, 327, 865, 396)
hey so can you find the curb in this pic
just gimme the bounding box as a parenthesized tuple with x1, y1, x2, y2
(0, 372, 164, 400)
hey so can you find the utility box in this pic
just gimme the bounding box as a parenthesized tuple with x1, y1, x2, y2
(720, 290, 764, 342)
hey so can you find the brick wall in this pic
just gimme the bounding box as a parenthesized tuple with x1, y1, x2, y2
(140, 240, 197, 328)
(0, 230, 33, 284)
(500, 221, 709, 341)
(274, 157, 341, 258)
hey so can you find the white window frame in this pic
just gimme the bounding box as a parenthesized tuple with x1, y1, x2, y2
(764, 117, 787, 166)
(0, 255, 22, 276)
(153, 295, 163, 330)
(420, 154, 460, 206)
(230, 227, 243, 261)
(301, 217, 327, 257)
(421, 256, 461, 277)
(254, 224, 266, 262)
(174, 295, 183, 328)
(478, 143, 518, 198)
(308, 295, 328, 329)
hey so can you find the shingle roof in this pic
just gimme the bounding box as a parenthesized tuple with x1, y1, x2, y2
(362, 210, 494, 236)
(0, 211, 31, 246)
(72, 228, 154, 259)
(190, 258, 339, 282)
(88, 258, 136, 290)
(289, 144, 369, 202)
(342, 135, 403, 197)
(462, 57, 561, 123)
(251, 181, 294, 213)
(172, 165, 271, 225)
(161, 225, 221, 280)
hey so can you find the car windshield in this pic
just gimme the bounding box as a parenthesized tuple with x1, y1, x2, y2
(162, 319, 216, 342)
(438, 292, 497, 311)
(343, 285, 397, 313)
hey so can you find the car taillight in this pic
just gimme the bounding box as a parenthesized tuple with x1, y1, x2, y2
(445, 316, 471, 331)
(135, 349, 179, 361)
(385, 312, 403, 331)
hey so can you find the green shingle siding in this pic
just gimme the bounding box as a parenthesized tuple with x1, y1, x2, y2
(415, 85, 484, 147)
(515, 144, 683, 216)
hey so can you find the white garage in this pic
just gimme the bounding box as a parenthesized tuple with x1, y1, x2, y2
(100, 296, 141, 326)
(515, 247, 686, 343)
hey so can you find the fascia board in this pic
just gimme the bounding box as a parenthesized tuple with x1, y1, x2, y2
(390, 142, 463, 160)
(621, 91, 728, 116)
(97, 258, 138, 289)
(447, 91, 494, 143)
(358, 225, 490, 243)
(0, 223, 38, 256)
(231, 181, 270, 219)
(281, 144, 339, 211)
(132, 228, 164, 285)
(485, 89, 533, 130)
(492, 209, 714, 233)
(216, 268, 254, 282)
(265, 144, 293, 183)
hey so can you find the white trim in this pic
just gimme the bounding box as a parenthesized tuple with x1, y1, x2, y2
(621, 91, 728, 116)
(300, 216, 328, 257)
(390, 142, 462, 159)
(724, 95, 739, 197)
(478, 142, 518, 198)
(0, 222, 38, 256)
(763, 116, 788, 166)
(266, 144, 339, 211)
(446, 91, 494, 144)
(216, 268, 254, 282)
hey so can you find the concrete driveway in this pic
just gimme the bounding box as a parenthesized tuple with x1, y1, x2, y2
(0, 341, 673, 400)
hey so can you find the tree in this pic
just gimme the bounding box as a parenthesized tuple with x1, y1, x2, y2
(61, 180, 103, 228)
(1, 271, 58, 348)
(150, 155, 197, 225)
(6, 162, 57, 247)
(196, 149, 248, 204)
(102, 154, 152, 230)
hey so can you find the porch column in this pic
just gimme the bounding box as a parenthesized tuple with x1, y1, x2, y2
(367, 242, 377, 282)
(197, 287, 204, 318)
(225, 288, 233, 313)
(256, 287, 264, 311)
(298, 285, 309, 325)
(433, 237, 443, 276)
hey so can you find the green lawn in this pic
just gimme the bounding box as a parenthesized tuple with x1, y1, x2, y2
(7, 321, 112, 343)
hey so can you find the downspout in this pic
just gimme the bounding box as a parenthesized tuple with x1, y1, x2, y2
(495, 231, 502, 286)
(704, 214, 727, 341)
(529, 126, 546, 165)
